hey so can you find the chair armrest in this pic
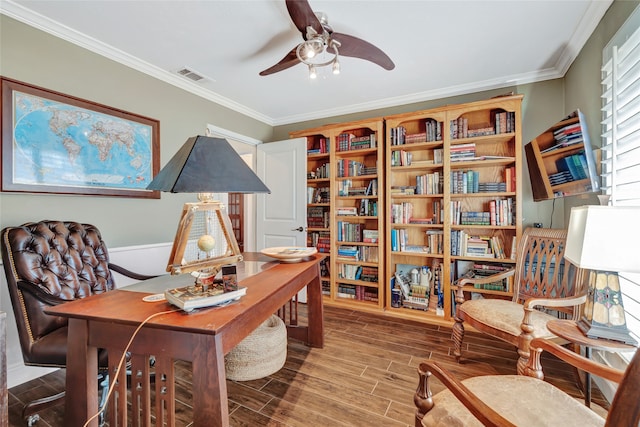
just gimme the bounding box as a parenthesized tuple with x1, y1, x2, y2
(415, 361, 516, 427)
(523, 293, 587, 310)
(17, 280, 68, 306)
(108, 263, 158, 281)
(528, 338, 625, 383)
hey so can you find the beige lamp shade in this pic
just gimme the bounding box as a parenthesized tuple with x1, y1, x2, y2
(565, 205, 640, 273)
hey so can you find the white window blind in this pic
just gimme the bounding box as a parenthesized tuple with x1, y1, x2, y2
(601, 5, 640, 351)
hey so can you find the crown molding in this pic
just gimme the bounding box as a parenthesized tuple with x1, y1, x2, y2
(1, 0, 613, 127)
(0, 0, 274, 126)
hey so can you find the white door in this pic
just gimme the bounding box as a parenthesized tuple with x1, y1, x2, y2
(256, 137, 307, 249)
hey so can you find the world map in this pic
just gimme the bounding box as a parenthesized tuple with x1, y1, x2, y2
(12, 91, 153, 191)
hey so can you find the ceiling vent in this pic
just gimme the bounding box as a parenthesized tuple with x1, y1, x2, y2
(177, 67, 206, 82)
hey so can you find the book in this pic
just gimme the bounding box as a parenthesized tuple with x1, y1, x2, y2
(165, 284, 247, 312)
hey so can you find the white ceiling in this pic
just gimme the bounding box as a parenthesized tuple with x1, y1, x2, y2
(2, 0, 613, 126)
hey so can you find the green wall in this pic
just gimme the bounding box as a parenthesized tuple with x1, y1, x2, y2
(0, 15, 273, 247)
(1, 0, 637, 247)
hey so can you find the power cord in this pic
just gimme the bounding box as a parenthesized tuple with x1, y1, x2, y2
(83, 307, 180, 427)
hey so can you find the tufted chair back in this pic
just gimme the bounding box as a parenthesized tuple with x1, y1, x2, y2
(1, 220, 115, 366)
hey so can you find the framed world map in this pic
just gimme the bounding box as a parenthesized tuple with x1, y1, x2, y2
(1, 77, 160, 198)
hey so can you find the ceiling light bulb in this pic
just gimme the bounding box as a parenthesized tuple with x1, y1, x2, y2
(332, 60, 340, 75)
(304, 43, 316, 59)
(309, 65, 317, 79)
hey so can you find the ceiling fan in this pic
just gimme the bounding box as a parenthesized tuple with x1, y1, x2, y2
(259, 0, 395, 76)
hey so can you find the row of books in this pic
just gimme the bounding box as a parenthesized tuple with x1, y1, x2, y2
(337, 223, 379, 244)
(307, 162, 330, 179)
(335, 133, 377, 152)
(307, 206, 329, 228)
(540, 121, 583, 154)
(306, 186, 329, 204)
(336, 285, 379, 302)
(450, 142, 476, 161)
(337, 264, 378, 282)
(338, 179, 378, 197)
(389, 228, 444, 254)
(450, 111, 516, 140)
(307, 231, 330, 253)
(451, 200, 515, 227)
(336, 245, 379, 263)
(451, 231, 507, 259)
(359, 199, 378, 217)
(336, 159, 366, 177)
(391, 149, 441, 167)
(450, 168, 513, 194)
(390, 201, 444, 225)
(456, 262, 513, 292)
(415, 172, 444, 195)
(494, 111, 517, 134)
(552, 151, 590, 184)
(390, 202, 414, 224)
(307, 137, 329, 154)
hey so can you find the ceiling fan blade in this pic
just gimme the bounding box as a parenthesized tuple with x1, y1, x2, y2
(286, 0, 323, 38)
(330, 32, 395, 70)
(259, 47, 301, 76)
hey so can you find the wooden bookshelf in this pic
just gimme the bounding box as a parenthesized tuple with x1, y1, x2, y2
(292, 118, 385, 312)
(292, 95, 523, 325)
(525, 109, 600, 201)
(385, 95, 523, 323)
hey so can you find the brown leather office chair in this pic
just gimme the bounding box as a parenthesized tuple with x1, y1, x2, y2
(1, 220, 155, 426)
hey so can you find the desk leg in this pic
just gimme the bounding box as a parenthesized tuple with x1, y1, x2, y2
(306, 266, 324, 348)
(585, 347, 591, 408)
(192, 334, 229, 427)
(66, 319, 99, 427)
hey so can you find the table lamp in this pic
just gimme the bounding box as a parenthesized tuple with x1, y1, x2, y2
(147, 135, 270, 282)
(564, 205, 638, 345)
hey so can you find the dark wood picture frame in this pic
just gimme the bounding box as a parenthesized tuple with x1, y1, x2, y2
(1, 77, 160, 198)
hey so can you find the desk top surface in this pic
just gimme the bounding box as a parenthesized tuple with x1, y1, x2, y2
(45, 252, 323, 337)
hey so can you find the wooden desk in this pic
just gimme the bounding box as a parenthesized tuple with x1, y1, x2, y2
(546, 319, 635, 407)
(46, 253, 324, 427)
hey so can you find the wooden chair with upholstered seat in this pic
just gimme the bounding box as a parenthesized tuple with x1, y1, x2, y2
(414, 337, 639, 426)
(452, 227, 587, 374)
(1, 220, 156, 426)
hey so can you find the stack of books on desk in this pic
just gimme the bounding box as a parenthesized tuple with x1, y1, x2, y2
(165, 285, 246, 312)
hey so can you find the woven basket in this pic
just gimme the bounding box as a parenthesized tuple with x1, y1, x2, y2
(225, 314, 287, 381)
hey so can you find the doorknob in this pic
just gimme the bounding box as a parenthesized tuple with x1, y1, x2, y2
(292, 226, 304, 232)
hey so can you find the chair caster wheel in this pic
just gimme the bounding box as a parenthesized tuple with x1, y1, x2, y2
(27, 414, 40, 426)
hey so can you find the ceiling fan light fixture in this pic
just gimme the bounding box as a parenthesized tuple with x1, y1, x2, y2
(308, 65, 317, 79)
(332, 59, 340, 75)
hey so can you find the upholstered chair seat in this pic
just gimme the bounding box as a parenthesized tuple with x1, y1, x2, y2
(415, 337, 639, 427)
(421, 375, 604, 427)
(458, 299, 559, 339)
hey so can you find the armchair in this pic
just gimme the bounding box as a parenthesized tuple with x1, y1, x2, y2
(1, 220, 155, 426)
(414, 337, 639, 426)
(452, 227, 586, 374)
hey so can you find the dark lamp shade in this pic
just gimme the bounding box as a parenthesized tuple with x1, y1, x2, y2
(147, 136, 270, 194)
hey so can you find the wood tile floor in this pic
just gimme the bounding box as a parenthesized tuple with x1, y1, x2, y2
(7, 305, 608, 426)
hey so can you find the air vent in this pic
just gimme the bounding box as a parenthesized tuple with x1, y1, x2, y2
(177, 67, 205, 82)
